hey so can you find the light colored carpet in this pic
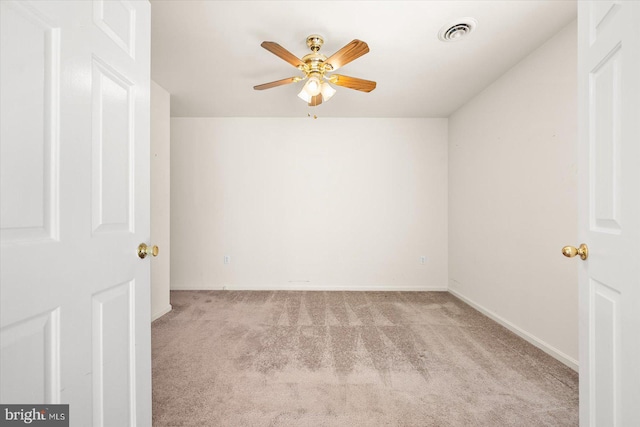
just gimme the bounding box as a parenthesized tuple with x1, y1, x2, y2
(152, 291, 578, 426)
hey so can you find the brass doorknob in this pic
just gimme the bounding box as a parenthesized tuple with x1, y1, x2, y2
(562, 243, 588, 260)
(138, 243, 159, 259)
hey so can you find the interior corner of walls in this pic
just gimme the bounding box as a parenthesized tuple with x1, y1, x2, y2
(447, 278, 460, 291)
(151, 304, 172, 321)
(150, 79, 170, 95)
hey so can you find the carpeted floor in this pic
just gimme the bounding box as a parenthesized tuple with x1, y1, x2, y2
(152, 291, 578, 426)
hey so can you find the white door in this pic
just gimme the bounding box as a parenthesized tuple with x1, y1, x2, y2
(577, 1, 640, 426)
(0, 1, 151, 426)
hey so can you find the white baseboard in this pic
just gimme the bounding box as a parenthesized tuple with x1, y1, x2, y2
(170, 284, 448, 292)
(151, 304, 172, 321)
(448, 288, 578, 371)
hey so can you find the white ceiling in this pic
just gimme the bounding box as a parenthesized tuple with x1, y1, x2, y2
(150, 1, 576, 118)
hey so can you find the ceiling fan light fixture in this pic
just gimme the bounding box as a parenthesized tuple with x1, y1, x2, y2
(320, 82, 336, 101)
(304, 75, 322, 96)
(297, 87, 313, 103)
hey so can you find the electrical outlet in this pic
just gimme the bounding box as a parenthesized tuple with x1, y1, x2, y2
(420, 256, 426, 264)
(224, 255, 231, 265)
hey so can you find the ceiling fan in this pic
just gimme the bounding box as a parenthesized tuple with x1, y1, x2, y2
(253, 34, 376, 107)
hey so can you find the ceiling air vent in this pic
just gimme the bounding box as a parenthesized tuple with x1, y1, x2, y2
(438, 18, 477, 42)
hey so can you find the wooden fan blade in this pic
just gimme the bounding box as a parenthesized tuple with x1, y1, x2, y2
(308, 94, 323, 107)
(329, 75, 376, 92)
(261, 41, 305, 68)
(324, 40, 369, 71)
(253, 77, 299, 90)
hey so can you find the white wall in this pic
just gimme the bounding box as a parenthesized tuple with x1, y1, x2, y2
(448, 21, 578, 367)
(150, 80, 172, 320)
(170, 118, 448, 291)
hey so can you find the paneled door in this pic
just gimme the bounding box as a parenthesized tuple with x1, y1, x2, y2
(0, 1, 151, 426)
(577, 1, 640, 425)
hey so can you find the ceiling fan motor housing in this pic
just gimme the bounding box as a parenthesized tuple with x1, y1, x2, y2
(306, 34, 324, 52)
(301, 52, 328, 73)
(302, 35, 330, 73)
